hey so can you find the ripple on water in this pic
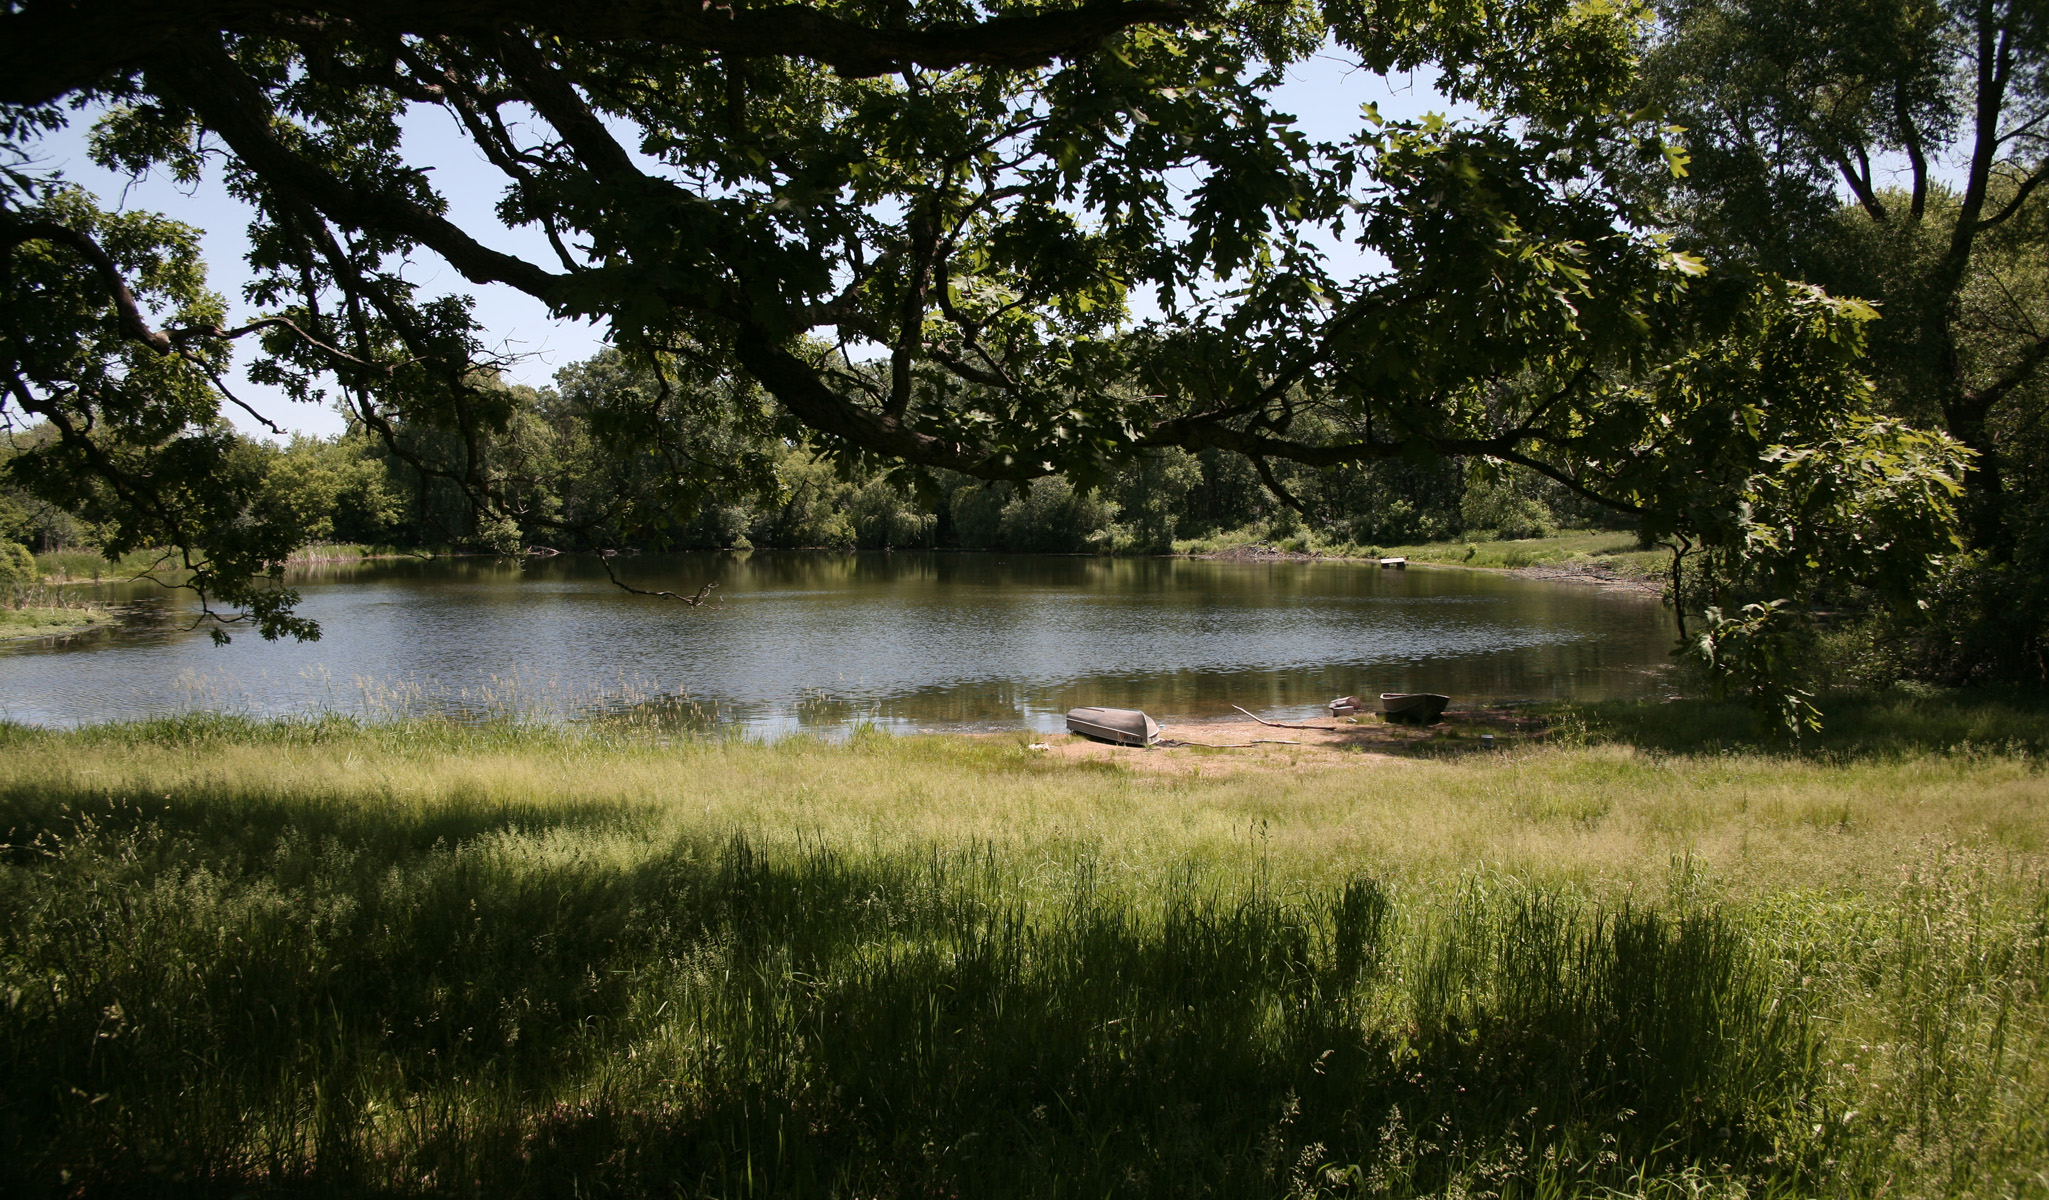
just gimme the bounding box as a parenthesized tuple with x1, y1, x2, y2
(0, 551, 1677, 734)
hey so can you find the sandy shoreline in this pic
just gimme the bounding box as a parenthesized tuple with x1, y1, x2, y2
(1026, 707, 1548, 774)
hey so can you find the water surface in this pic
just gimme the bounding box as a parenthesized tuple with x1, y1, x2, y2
(1, 552, 1678, 734)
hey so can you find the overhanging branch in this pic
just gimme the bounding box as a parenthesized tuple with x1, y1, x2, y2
(1, 0, 1195, 107)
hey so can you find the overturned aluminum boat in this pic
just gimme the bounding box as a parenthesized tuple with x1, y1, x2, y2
(1378, 556, 1408, 569)
(1065, 706, 1160, 746)
(1379, 693, 1450, 725)
(1329, 695, 1363, 717)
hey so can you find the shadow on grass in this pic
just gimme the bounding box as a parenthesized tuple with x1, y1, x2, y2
(0, 722, 652, 874)
(2, 777, 1823, 1198)
(1552, 689, 2049, 760)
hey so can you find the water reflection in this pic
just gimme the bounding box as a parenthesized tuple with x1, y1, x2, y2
(0, 551, 1679, 733)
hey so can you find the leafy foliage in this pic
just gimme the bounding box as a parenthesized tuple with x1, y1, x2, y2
(0, 0, 2010, 733)
(0, 185, 319, 639)
(0, 537, 34, 600)
(1, 0, 1967, 648)
(1636, 0, 2049, 688)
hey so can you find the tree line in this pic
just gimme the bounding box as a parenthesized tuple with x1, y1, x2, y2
(6, 345, 1579, 559)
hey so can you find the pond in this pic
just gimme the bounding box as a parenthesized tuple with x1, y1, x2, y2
(1, 551, 1679, 734)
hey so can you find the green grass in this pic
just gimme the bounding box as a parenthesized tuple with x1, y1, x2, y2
(2, 584, 116, 639)
(29, 547, 170, 584)
(2, 702, 2046, 1198)
(29, 545, 441, 587)
(1172, 523, 1310, 555)
(286, 542, 443, 564)
(0, 604, 113, 639)
(1379, 530, 1670, 576)
(1171, 526, 1673, 578)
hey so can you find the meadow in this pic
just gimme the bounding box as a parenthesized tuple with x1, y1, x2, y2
(1372, 532, 1669, 577)
(1, 694, 2044, 1198)
(1169, 527, 1672, 579)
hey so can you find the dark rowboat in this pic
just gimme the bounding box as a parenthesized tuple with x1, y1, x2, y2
(1065, 706, 1160, 746)
(1380, 693, 1450, 725)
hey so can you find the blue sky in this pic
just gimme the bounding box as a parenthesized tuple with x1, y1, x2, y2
(25, 49, 1477, 439)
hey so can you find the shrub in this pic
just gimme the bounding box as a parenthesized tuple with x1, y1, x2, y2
(994, 476, 1116, 553)
(1348, 499, 1453, 546)
(948, 480, 1011, 550)
(1461, 470, 1556, 540)
(0, 538, 37, 601)
(688, 501, 758, 549)
(1112, 449, 1202, 552)
(757, 453, 856, 549)
(848, 477, 937, 549)
(1898, 551, 2049, 686)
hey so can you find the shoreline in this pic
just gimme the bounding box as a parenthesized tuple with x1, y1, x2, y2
(37, 539, 1670, 590)
(1499, 559, 1665, 594)
(1029, 707, 1548, 773)
(0, 606, 116, 641)
(1188, 541, 1667, 594)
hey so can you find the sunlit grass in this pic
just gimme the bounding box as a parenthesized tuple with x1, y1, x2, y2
(1, 583, 115, 639)
(1170, 525, 1673, 577)
(2, 703, 2045, 1196)
(285, 542, 442, 564)
(30, 544, 440, 587)
(0, 605, 114, 638)
(1379, 530, 1670, 575)
(27, 547, 169, 584)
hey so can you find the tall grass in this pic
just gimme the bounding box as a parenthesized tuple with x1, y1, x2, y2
(1, 712, 2045, 1197)
(1170, 527, 1672, 579)
(27, 545, 436, 588)
(285, 543, 444, 565)
(0, 582, 114, 637)
(28, 547, 171, 584)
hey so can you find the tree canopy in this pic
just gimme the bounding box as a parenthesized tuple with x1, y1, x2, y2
(0, 0, 1987, 701)
(1636, 0, 2047, 687)
(1638, 0, 2046, 543)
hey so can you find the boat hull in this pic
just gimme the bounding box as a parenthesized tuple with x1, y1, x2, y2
(1379, 693, 1450, 725)
(1065, 706, 1161, 746)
